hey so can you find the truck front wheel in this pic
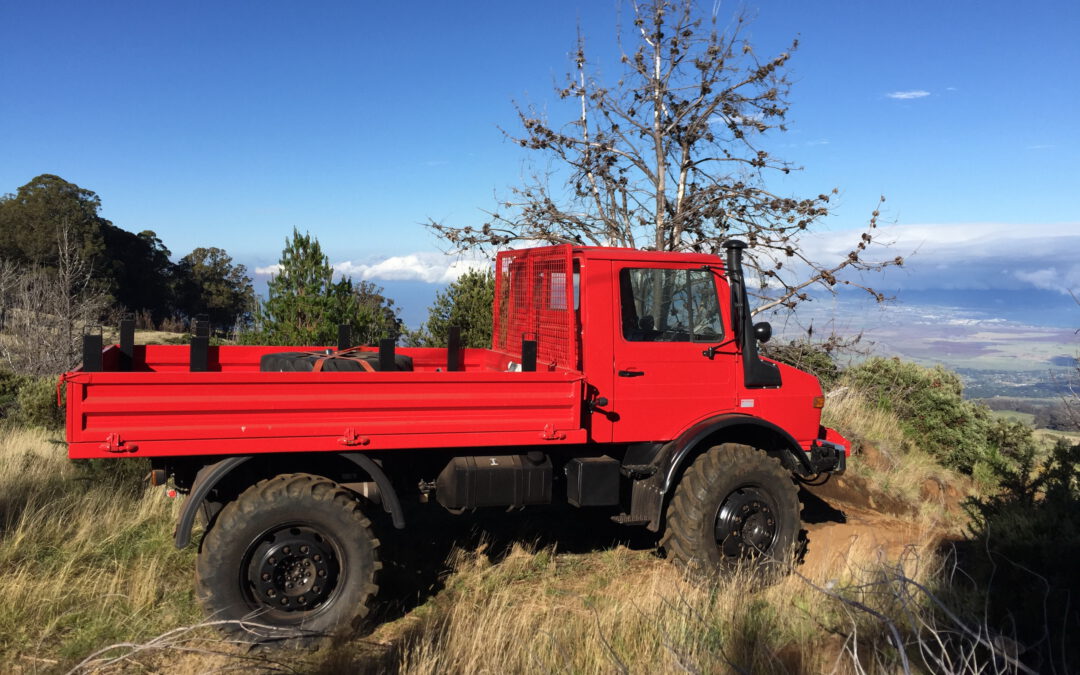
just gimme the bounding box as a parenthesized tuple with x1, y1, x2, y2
(196, 473, 381, 639)
(662, 443, 799, 571)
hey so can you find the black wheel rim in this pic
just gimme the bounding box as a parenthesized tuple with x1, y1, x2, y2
(242, 524, 343, 619)
(713, 486, 780, 560)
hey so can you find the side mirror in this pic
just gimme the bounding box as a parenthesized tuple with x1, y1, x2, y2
(753, 321, 772, 343)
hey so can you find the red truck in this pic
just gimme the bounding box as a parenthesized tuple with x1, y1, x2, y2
(63, 241, 848, 637)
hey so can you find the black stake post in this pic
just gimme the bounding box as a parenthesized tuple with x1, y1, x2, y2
(378, 338, 396, 372)
(118, 318, 135, 371)
(521, 336, 537, 372)
(447, 326, 461, 372)
(190, 316, 210, 372)
(337, 324, 351, 352)
(82, 330, 103, 372)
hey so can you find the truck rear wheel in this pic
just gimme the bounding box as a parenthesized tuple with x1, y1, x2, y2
(196, 473, 381, 640)
(662, 443, 799, 571)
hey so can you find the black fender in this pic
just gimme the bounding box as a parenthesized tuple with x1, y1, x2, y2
(629, 414, 811, 532)
(662, 414, 811, 492)
(340, 452, 406, 530)
(174, 453, 405, 549)
(174, 456, 250, 549)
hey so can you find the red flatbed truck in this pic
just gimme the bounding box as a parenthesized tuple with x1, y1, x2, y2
(63, 241, 849, 637)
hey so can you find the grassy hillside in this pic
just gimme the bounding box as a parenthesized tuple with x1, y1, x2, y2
(1, 353, 1077, 672)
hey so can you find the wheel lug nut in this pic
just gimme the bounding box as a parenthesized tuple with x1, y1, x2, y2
(283, 546, 291, 555)
(300, 545, 309, 554)
(313, 586, 320, 593)
(267, 589, 277, 597)
(298, 596, 306, 604)
(261, 573, 271, 581)
(280, 598, 288, 605)
(318, 570, 326, 577)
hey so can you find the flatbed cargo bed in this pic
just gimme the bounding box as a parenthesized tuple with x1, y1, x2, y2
(64, 344, 586, 459)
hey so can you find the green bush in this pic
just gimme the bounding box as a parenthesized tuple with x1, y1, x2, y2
(842, 358, 992, 473)
(0, 370, 31, 417)
(0, 371, 64, 430)
(962, 437, 1080, 669)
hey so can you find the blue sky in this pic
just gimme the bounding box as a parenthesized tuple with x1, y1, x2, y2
(2, 1, 1078, 328)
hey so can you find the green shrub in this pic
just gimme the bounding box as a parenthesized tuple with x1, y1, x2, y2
(842, 358, 992, 473)
(1, 375, 65, 430)
(962, 437, 1080, 669)
(0, 370, 31, 417)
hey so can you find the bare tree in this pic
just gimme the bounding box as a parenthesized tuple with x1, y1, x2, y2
(429, 0, 901, 314)
(0, 224, 109, 375)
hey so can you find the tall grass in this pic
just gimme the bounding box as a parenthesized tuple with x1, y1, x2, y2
(823, 385, 974, 529)
(384, 538, 955, 674)
(0, 427, 200, 665)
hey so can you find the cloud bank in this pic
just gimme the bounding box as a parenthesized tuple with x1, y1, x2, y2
(256, 251, 492, 284)
(798, 222, 1080, 295)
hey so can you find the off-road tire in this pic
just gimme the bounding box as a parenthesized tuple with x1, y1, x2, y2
(661, 443, 799, 572)
(196, 473, 381, 641)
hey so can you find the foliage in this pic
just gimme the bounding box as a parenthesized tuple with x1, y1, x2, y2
(243, 229, 401, 346)
(173, 247, 254, 332)
(0, 174, 108, 270)
(11, 376, 64, 429)
(0, 370, 30, 418)
(842, 358, 995, 474)
(962, 437, 1080, 669)
(429, 0, 901, 314)
(761, 339, 840, 390)
(103, 228, 176, 321)
(408, 269, 495, 348)
(0, 370, 64, 430)
(0, 174, 253, 326)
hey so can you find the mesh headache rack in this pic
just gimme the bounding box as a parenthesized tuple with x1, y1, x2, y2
(493, 245, 579, 371)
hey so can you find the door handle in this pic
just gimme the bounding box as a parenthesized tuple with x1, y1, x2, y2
(618, 369, 645, 377)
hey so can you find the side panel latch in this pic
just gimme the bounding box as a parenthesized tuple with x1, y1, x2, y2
(101, 433, 138, 454)
(540, 424, 566, 441)
(338, 428, 371, 447)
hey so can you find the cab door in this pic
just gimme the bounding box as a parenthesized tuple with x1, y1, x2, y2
(610, 263, 736, 442)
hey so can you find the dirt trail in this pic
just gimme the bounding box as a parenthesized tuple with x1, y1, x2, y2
(798, 476, 948, 578)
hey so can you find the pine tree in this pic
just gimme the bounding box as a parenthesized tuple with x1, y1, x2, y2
(245, 229, 401, 345)
(409, 269, 494, 348)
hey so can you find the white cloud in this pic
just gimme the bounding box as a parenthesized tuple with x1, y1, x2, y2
(1015, 265, 1080, 295)
(886, 90, 930, 100)
(255, 252, 492, 284)
(335, 251, 491, 284)
(256, 252, 492, 284)
(796, 222, 1080, 294)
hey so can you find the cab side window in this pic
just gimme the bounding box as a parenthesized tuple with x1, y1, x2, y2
(620, 268, 723, 342)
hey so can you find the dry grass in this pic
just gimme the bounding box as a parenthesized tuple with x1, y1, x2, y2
(361, 536, 946, 674)
(0, 400, 980, 673)
(0, 427, 200, 668)
(823, 386, 975, 530)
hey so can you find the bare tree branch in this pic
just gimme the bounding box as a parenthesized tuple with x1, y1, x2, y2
(428, 0, 901, 313)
